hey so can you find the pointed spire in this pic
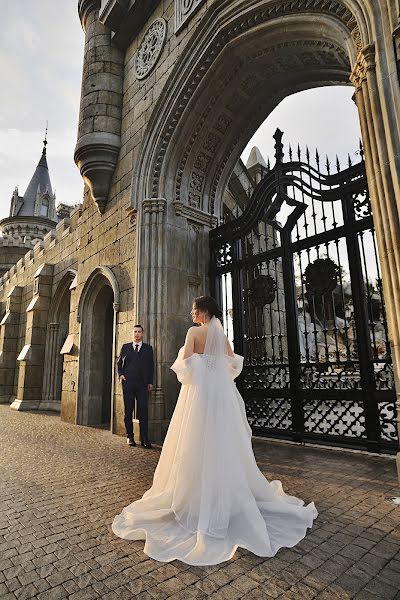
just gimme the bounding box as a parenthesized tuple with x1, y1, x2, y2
(15, 130, 55, 218)
(246, 146, 267, 169)
(38, 122, 49, 169)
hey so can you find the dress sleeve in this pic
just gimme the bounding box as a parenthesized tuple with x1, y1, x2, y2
(226, 353, 244, 379)
(170, 347, 195, 385)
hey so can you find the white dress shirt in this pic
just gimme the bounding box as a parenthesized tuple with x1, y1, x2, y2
(132, 341, 143, 352)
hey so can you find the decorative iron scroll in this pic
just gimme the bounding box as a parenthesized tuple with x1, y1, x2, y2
(242, 366, 290, 390)
(379, 401, 398, 442)
(300, 364, 362, 391)
(353, 190, 372, 220)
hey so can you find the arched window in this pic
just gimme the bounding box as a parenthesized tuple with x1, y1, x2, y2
(40, 197, 49, 217)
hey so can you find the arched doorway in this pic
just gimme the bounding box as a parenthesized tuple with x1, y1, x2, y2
(130, 1, 400, 451)
(41, 269, 76, 411)
(77, 267, 119, 429)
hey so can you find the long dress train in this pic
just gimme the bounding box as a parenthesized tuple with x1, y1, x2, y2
(112, 319, 317, 565)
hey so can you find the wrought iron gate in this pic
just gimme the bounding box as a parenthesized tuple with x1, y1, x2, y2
(210, 130, 398, 453)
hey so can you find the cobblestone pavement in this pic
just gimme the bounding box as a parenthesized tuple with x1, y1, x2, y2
(1, 406, 400, 600)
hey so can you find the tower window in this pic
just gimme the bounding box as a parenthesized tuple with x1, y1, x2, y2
(40, 198, 49, 217)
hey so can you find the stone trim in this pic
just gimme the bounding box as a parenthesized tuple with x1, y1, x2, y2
(132, 0, 364, 215)
(350, 43, 376, 90)
(77, 265, 120, 322)
(175, 0, 206, 33)
(173, 201, 218, 227)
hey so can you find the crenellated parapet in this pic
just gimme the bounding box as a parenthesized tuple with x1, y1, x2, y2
(0, 207, 82, 296)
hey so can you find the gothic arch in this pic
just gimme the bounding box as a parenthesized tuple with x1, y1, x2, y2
(77, 265, 120, 323)
(76, 266, 120, 430)
(41, 269, 77, 412)
(131, 0, 375, 217)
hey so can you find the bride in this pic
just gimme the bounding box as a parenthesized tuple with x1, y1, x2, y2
(112, 296, 317, 566)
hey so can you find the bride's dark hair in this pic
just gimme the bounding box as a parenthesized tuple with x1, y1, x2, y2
(193, 295, 223, 320)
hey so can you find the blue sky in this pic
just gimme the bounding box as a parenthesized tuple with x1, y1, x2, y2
(0, 2, 361, 222)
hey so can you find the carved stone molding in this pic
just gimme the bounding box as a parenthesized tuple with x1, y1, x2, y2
(77, 265, 120, 322)
(136, 19, 167, 80)
(99, 0, 129, 31)
(350, 43, 376, 90)
(126, 207, 137, 227)
(176, 38, 349, 215)
(175, 0, 206, 33)
(173, 201, 218, 228)
(142, 198, 167, 214)
(141, 0, 362, 210)
(74, 133, 121, 214)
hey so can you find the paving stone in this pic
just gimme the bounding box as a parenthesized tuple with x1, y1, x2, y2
(231, 574, 259, 593)
(1, 408, 399, 600)
(14, 583, 37, 600)
(37, 584, 68, 600)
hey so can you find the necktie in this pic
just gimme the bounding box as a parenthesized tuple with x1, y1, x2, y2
(135, 344, 139, 352)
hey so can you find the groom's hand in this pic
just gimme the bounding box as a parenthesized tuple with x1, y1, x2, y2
(119, 375, 126, 383)
(147, 384, 153, 392)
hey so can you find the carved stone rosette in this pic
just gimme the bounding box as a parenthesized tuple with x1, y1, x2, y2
(136, 19, 167, 80)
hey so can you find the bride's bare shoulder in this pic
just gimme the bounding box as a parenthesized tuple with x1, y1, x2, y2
(185, 326, 198, 337)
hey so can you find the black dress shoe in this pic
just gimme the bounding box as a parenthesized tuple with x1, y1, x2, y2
(127, 437, 136, 447)
(141, 440, 152, 448)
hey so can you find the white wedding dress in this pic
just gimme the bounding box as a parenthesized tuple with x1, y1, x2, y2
(112, 317, 317, 565)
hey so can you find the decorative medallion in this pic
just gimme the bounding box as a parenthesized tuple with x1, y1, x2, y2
(175, 0, 205, 33)
(303, 258, 339, 297)
(249, 275, 277, 307)
(136, 19, 167, 80)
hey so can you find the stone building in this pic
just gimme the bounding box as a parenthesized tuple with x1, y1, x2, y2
(0, 0, 400, 474)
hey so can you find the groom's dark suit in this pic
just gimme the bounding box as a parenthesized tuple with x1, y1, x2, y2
(117, 342, 154, 442)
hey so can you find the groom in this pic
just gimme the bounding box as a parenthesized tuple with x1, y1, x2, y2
(118, 325, 154, 448)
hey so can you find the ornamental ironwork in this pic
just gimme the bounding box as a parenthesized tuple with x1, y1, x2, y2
(303, 258, 339, 297)
(210, 129, 398, 454)
(136, 19, 167, 80)
(249, 275, 277, 307)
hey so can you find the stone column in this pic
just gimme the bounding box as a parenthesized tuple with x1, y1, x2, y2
(74, 0, 124, 213)
(11, 264, 53, 411)
(0, 286, 22, 404)
(138, 199, 168, 441)
(351, 43, 400, 478)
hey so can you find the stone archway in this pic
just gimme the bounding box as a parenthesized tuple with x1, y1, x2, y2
(76, 266, 119, 429)
(41, 269, 77, 411)
(130, 0, 400, 460)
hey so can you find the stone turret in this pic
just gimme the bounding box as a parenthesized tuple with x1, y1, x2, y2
(0, 135, 75, 278)
(74, 0, 124, 214)
(0, 136, 58, 244)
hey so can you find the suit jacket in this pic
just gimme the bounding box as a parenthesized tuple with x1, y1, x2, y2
(117, 342, 154, 385)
